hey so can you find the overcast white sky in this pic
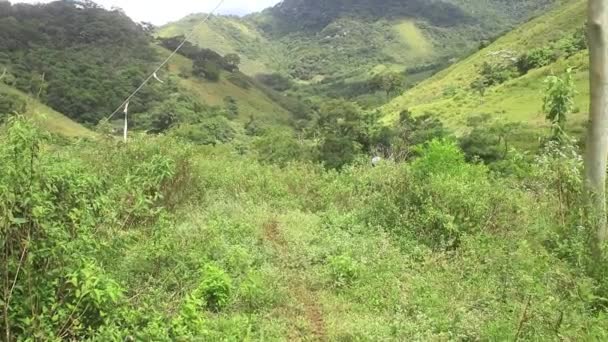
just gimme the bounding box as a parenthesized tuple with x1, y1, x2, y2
(9, 0, 282, 24)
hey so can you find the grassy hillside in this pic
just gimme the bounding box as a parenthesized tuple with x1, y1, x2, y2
(159, 47, 293, 126)
(383, 0, 588, 137)
(157, 15, 284, 76)
(0, 83, 94, 138)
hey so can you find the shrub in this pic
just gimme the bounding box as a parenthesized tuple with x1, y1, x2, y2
(517, 47, 557, 74)
(227, 73, 251, 89)
(255, 73, 292, 91)
(459, 127, 505, 163)
(223, 96, 239, 120)
(252, 129, 312, 166)
(238, 271, 277, 312)
(407, 140, 500, 249)
(193, 59, 221, 82)
(196, 264, 234, 312)
(0, 118, 126, 339)
(471, 60, 518, 95)
(171, 116, 236, 146)
(319, 134, 361, 170)
(557, 26, 588, 58)
(329, 255, 359, 288)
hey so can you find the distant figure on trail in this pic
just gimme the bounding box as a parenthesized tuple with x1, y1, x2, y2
(372, 156, 381, 167)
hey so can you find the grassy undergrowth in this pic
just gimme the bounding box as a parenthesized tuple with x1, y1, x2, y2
(2, 117, 607, 340)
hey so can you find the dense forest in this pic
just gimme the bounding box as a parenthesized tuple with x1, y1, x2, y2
(2, 0, 608, 340)
(0, 0, 162, 123)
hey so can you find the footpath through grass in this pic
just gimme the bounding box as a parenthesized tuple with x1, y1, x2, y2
(2, 118, 608, 340)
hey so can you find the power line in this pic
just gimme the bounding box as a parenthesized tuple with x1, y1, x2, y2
(105, 0, 226, 122)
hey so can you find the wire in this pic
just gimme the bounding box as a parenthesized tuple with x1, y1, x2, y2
(105, 0, 226, 121)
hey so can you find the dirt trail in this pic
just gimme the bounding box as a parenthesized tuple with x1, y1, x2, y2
(263, 220, 327, 341)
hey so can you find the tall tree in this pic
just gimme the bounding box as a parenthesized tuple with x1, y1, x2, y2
(585, 0, 608, 259)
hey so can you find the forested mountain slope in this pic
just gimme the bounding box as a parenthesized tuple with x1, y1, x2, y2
(0, 0, 298, 136)
(162, 0, 556, 84)
(383, 0, 588, 139)
(0, 83, 94, 137)
(0, 0, 159, 124)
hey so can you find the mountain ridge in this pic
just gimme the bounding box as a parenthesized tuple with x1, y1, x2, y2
(159, 0, 558, 97)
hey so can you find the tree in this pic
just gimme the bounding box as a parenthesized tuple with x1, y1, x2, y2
(312, 99, 364, 169)
(223, 96, 239, 120)
(171, 116, 235, 146)
(543, 68, 576, 140)
(516, 47, 557, 75)
(585, 0, 608, 260)
(193, 59, 220, 81)
(223, 53, 241, 72)
(470, 77, 488, 96)
(459, 115, 516, 163)
(255, 73, 292, 92)
(390, 110, 449, 160)
(371, 72, 405, 99)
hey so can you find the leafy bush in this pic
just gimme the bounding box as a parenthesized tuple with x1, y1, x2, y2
(558, 26, 588, 57)
(196, 264, 234, 312)
(223, 96, 239, 120)
(478, 60, 518, 86)
(238, 271, 277, 312)
(390, 110, 449, 160)
(329, 255, 359, 288)
(193, 59, 221, 82)
(227, 73, 251, 89)
(351, 142, 489, 246)
(543, 68, 576, 138)
(517, 47, 558, 74)
(255, 73, 293, 91)
(319, 134, 361, 170)
(171, 116, 236, 146)
(252, 129, 313, 166)
(0, 118, 119, 339)
(459, 128, 505, 163)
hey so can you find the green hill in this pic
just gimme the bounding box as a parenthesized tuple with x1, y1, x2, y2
(158, 15, 283, 76)
(1, 0, 298, 135)
(383, 0, 588, 140)
(161, 0, 556, 84)
(160, 47, 293, 126)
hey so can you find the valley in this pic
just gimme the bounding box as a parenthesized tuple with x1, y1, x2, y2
(2, 0, 608, 340)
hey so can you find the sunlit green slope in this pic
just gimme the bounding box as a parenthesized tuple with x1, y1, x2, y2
(158, 15, 283, 76)
(157, 47, 293, 126)
(383, 0, 587, 135)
